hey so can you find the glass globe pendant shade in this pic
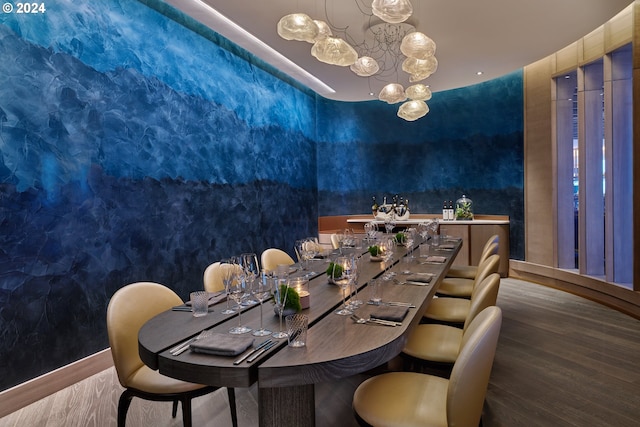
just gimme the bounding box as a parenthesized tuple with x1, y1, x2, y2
(277, 13, 319, 43)
(372, 0, 413, 24)
(400, 32, 436, 59)
(379, 83, 406, 104)
(405, 84, 432, 101)
(313, 20, 332, 41)
(350, 56, 380, 76)
(402, 56, 438, 81)
(397, 100, 429, 121)
(311, 37, 358, 66)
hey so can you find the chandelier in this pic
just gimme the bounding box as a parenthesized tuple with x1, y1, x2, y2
(276, 0, 437, 121)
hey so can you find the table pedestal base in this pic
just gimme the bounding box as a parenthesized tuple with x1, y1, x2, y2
(259, 384, 315, 427)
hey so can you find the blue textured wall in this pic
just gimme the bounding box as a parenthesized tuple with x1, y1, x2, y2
(0, 0, 523, 391)
(0, 0, 317, 391)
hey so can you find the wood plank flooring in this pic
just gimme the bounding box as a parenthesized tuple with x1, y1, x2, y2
(1, 278, 639, 427)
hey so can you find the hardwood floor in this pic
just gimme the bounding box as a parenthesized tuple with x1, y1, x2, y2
(1, 278, 639, 427)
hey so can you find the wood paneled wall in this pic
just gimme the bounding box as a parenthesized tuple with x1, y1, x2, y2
(522, 2, 639, 294)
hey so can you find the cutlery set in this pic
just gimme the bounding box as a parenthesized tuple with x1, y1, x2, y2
(169, 329, 213, 356)
(233, 339, 276, 364)
(367, 300, 415, 308)
(350, 314, 402, 327)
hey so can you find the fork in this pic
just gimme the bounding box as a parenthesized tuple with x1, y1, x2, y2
(170, 330, 212, 356)
(350, 314, 399, 327)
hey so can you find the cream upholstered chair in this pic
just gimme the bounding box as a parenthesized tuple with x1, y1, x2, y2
(203, 262, 224, 293)
(424, 256, 500, 325)
(436, 252, 500, 299)
(353, 306, 502, 427)
(403, 273, 500, 374)
(260, 248, 295, 272)
(446, 234, 499, 280)
(107, 282, 237, 427)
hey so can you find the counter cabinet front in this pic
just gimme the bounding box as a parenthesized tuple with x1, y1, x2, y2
(319, 214, 509, 277)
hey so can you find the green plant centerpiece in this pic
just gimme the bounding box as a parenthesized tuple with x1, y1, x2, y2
(368, 245, 382, 261)
(395, 232, 407, 245)
(326, 262, 344, 278)
(272, 284, 301, 314)
(455, 195, 474, 220)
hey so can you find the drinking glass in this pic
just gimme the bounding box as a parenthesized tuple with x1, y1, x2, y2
(384, 215, 396, 235)
(348, 254, 363, 307)
(252, 270, 273, 337)
(241, 253, 260, 305)
(228, 266, 252, 334)
(303, 237, 319, 275)
(333, 256, 354, 316)
(381, 237, 396, 279)
(220, 258, 237, 315)
(272, 277, 290, 339)
(405, 228, 416, 258)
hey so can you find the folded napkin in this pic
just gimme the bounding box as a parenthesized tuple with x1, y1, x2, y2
(424, 255, 447, 263)
(185, 291, 226, 307)
(405, 274, 432, 283)
(370, 306, 409, 322)
(439, 243, 456, 249)
(190, 333, 254, 356)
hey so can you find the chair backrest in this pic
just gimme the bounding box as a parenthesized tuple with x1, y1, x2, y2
(203, 262, 223, 293)
(330, 233, 340, 250)
(477, 242, 499, 266)
(106, 282, 182, 388)
(447, 306, 502, 427)
(480, 234, 499, 257)
(462, 273, 501, 332)
(261, 248, 295, 272)
(470, 254, 500, 298)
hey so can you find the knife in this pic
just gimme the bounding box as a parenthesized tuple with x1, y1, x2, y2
(233, 339, 273, 365)
(246, 340, 278, 363)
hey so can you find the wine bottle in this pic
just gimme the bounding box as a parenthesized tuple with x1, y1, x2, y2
(448, 200, 455, 220)
(442, 201, 448, 220)
(371, 196, 378, 217)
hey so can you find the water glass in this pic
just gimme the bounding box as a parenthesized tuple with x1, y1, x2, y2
(190, 291, 208, 317)
(286, 314, 308, 347)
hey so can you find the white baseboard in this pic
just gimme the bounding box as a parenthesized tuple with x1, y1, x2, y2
(0, 349, 114, 418)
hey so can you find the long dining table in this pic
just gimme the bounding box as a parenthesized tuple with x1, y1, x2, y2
(138, 237, 460, 427)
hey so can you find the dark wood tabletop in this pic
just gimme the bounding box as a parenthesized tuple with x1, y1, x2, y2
(138, 237, 460, 426)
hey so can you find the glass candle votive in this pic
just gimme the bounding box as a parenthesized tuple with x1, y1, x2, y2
(290, 277, 310, 309)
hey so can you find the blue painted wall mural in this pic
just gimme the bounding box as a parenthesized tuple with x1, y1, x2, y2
(0, 0, 523, 392)
(0, 0, 318, 391)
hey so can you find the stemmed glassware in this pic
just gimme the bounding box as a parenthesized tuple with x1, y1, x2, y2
(333, 256, 354, 316)
(220, 258, 238, 315)
(304, 237, 319, 275)
(417, 222, 429, 243)
(241, 253, 259, 305)
(380, 237, 396, 280)
(384, 215, 397, 235)
(364, 221, 378, 242)
(228, 262, 252, 334)
(405, 228, 416, 259)
(252, 270, 273, 337)
(272, 275, 290, 339)
(348, 254, 363, 308)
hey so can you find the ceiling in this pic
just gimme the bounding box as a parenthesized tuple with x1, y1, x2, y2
(166, 0, 631, 102)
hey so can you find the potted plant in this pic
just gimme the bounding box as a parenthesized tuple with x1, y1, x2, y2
(368, 245, 382, 261)
(326, 261, 344, 284)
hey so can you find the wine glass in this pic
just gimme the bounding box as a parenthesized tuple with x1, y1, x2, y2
(272, 277, 289, 339)
(384, 215, 396, 235)
(333, 256, 354, 316)
(241, 253, 259, 305)
(417, 222, 429, 243)
(364, 221, 378, 243)
(220, 258, 237, 315)
(348, 254, 363, 308)
(252, 270, 273, 337)
(228, 265, 252, 334)
(380, 237, 396, 279)
(405, 228, 416, 258)
(303, 237, 319, 275)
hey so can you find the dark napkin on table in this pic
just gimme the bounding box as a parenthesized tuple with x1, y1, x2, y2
(405, 274, 432, 284)
(424, 255, 447, 263)
(190, 333, 254, 356)
(370, 306, 409, 322)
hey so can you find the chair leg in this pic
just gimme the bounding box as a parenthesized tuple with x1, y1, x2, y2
(117, 390, 134, 427)
(172, 400, 179, 418)
(181, 397, 192, 427)
(227, 388, 238, 427)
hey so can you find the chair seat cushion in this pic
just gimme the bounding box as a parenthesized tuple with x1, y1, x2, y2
(353, 372, 448, 427)
(445, 265, 477, 279)
(423, 297, 470, 323)
(403, 324, 463, 363)
(436, 278, 474, 297)
(127, 365, 207, 395)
